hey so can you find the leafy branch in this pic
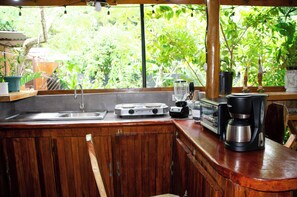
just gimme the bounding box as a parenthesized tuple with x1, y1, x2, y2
(220, 22, 249, 72)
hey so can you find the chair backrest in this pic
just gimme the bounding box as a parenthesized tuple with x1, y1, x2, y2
(265, 103, 289, 144)
(86, 134, 108, 197)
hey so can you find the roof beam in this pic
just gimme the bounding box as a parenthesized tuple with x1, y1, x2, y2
(0, 0, 87, 6)
(0, 0, 296, 6)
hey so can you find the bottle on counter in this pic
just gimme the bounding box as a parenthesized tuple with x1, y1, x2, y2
(192, 100, 201, 122)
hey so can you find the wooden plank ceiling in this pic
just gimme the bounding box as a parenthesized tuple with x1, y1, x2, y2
(0, 0, 296, 6)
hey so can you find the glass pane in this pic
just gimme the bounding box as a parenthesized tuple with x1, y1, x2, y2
(220, 6, 291, 87)
(144, 5, 207, 88)
(0, 5, 142, 90)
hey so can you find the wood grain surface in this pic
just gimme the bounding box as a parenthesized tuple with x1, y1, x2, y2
(0, 90, 38, 102)
(174, 120, 297, 192)
(0, 0, 296, 6)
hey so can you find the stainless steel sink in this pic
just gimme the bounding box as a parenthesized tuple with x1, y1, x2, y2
(58, 111, 107, 120)
(3, 111, 107, 122)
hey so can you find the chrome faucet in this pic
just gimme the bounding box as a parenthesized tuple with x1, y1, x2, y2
(74, 84, 85, 111)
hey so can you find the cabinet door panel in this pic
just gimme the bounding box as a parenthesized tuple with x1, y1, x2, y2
(155, 133, 173, 195)
(1, 137, 56, 197)
(53, 133, 114, 197)
(141, 133, 157, 196)
(115, 133, 141, 197)
(172, 138, 190, 196)
(114, 126, 173, 197)
(53, 137, 97, 197)
(187, 153, 223, 197)
(93, 135, 114, 197)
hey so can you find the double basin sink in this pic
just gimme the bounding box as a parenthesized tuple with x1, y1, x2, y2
(4, 111, 107, 122)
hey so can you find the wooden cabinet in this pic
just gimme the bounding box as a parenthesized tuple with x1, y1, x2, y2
(50, 128, 111, 197)
(0, 124, 174, 197)
(111, 125, 174, 197)
(174, 120, 297, 197)
(173, 135, 222, 197)
(172, 138, 189, 197)
(0, 134, 57, 197)
(187, 154, 222, 197)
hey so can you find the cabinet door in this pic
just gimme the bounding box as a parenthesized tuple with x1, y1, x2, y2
(172, 137, 190, 197)
(187, 153, 223, 197)
(0, 137, 56, 197)
(113, 125, 173, 197)
(52, 131, 114, 197)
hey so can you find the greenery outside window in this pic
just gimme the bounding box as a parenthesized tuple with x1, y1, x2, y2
(0, 5, 296, 91)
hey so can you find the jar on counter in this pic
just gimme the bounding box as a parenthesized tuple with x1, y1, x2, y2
(192, 101, 201, 122)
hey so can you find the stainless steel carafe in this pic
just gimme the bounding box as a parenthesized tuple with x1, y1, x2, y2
(226, 94, 252, 143)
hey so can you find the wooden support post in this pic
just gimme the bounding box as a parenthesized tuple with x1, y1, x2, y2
(206, 0, 220, 99)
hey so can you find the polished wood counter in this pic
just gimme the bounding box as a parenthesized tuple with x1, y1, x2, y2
(174, 120, 297, 192)
(1, 117, 297, 194)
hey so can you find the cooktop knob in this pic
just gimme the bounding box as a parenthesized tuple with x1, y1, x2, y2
(152, 108, 158, 114)
(128, 109, 135, 114)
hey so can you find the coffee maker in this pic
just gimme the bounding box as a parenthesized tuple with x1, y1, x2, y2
(169, 79, 194, 118)
(224, 93, 267, 152)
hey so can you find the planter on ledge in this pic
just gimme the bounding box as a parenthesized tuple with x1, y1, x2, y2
(285, 66, 297, 92)
(219, 71, 233, 95)
(4, 76, 22, 92)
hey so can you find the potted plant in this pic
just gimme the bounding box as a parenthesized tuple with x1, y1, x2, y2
(276, 17, 297, 92)
(2, 48, 26, 92)
(219, 8, 250, 95)
(280, 34, 297, 92)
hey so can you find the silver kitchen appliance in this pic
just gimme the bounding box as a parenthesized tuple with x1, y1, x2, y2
(169, 80, 194, 118)
(200, 98, 230, 139)
(114, 103, 169, 117)
(225, 93, 267, 152)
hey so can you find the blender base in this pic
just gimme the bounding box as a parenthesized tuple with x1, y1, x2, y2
(169, 106, 189, 118)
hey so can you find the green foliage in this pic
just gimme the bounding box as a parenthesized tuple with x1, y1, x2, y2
(20, 72, 42, 86)
(146, 5, 206, 87)
(219, 6, 291, 86)
(0, 19, 15, 31)
(0, 5, 295, 89)
(1, 48, 27, 76)
(274, 8, 297, 68)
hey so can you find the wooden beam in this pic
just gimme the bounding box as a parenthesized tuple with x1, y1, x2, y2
(206, 0, 220, 99)
(220, 0, 297, 6)
(0, 0, 296, 6)
(0, 0, 87, 6)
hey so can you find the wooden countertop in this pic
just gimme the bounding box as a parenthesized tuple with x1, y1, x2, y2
(1, 116, 297, 192)
(174, 120, 297, 192)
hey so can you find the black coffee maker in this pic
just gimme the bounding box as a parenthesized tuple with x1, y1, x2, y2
(224, 93, 267, 152)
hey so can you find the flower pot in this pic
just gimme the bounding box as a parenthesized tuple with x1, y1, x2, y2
(0, 82, 9, 95)
(219, 71, 233, 95)
(285, 69, 297, 92)
(4, 76, 22, 92)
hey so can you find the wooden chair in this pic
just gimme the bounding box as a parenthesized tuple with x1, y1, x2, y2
(86, 134, 179, 197)
(265, 103, 289, 145)
(285, 115, 297, 149)
(86, 134, 108, 197)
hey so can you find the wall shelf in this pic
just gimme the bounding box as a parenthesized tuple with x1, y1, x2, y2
(0, 90, 38, 102)
(267, 92, 297, 101)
